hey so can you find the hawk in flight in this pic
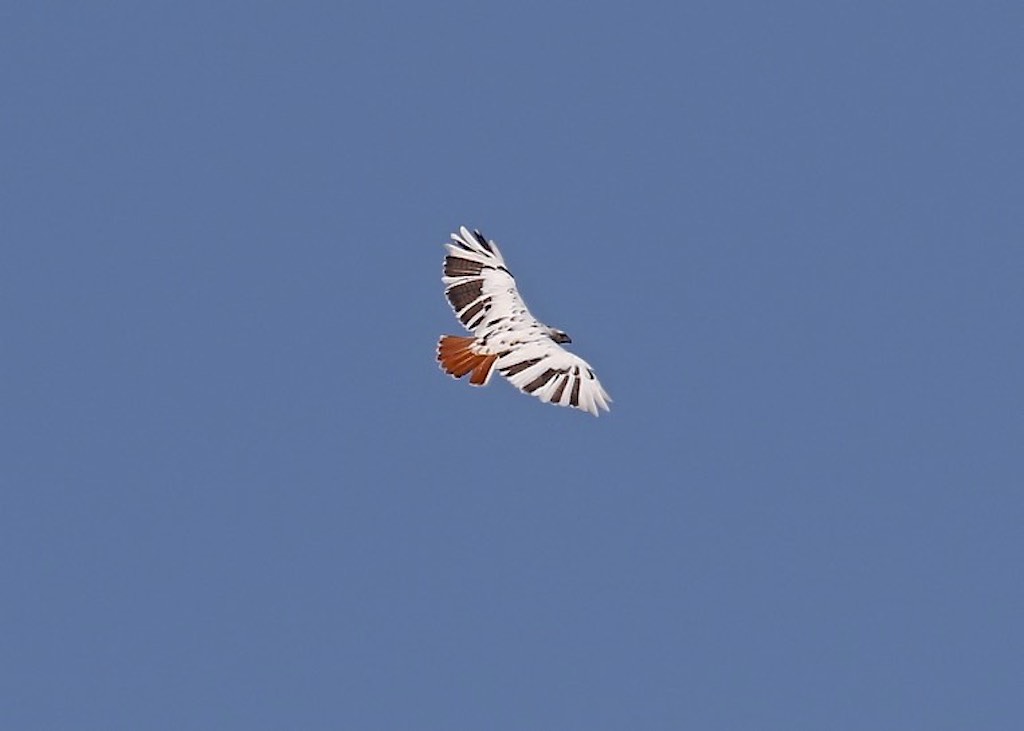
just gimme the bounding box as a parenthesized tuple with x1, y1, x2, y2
(437, 226, 611, 416)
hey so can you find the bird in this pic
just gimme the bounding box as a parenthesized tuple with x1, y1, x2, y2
(437, 226, 611, 416)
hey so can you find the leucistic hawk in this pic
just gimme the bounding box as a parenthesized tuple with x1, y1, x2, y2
(436, 226, 611, 416)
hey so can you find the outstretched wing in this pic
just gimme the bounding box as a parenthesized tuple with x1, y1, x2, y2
(441, 227, 535, 337)
(494, 338, 611, 416)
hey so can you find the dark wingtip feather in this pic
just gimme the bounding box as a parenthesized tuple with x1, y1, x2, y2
(470, 229, 494, 253)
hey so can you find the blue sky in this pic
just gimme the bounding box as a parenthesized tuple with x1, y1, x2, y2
(3, 2, 1022, 728)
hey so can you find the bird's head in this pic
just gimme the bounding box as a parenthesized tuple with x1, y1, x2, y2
(548, 328, 572, 344)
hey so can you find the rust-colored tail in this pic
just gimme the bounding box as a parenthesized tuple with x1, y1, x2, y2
(437, 335, 498, 386)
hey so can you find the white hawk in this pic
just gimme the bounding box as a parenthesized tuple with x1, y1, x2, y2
(437, 226, 611, 416)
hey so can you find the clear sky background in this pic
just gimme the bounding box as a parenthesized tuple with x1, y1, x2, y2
(3, 2, 1022, 729)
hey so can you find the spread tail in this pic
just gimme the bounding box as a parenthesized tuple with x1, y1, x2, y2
(437, 335, 497, 386)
